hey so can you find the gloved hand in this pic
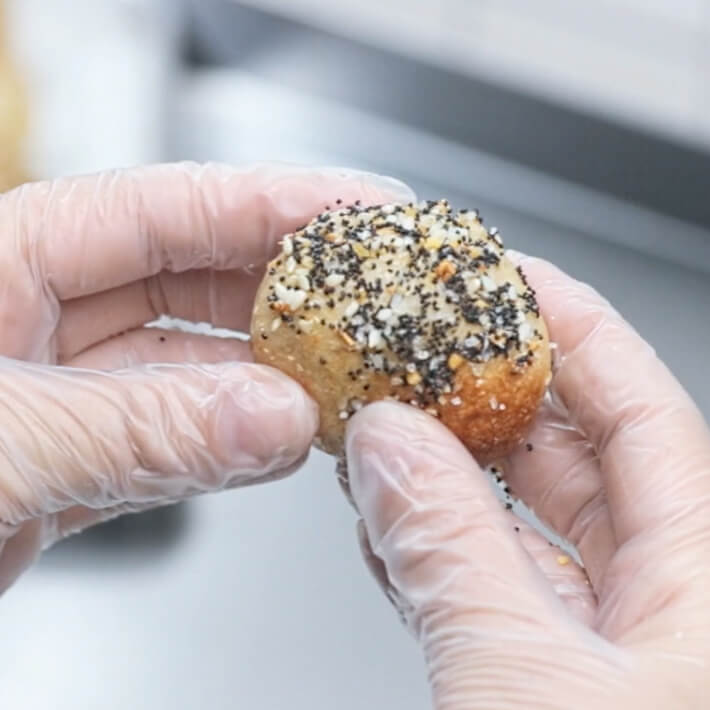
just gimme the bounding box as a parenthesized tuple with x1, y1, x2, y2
(346, 252, 710, 709)
(0, 161, 415, 593)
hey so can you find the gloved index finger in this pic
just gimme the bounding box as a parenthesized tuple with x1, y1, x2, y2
(512, 253, 710, 554)
(2, 162, 415, 301)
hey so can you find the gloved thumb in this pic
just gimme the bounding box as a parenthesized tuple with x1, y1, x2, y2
(346, 402, 579, 696)
(0, 359, 317, 525)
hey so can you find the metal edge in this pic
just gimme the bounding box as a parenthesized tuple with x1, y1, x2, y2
(184, 1, 710, 232)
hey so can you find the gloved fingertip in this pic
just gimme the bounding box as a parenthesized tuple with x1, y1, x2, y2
(345, 401, 470, 539)
(320, 165, 416, 203)
(345, 400, 427, 467)
(345, 402, 410, 516)
(505, 248, 531, 266)
(356, 518, 391, 596)
(359, 172, 417, 203)
(212, 363, 318, 474)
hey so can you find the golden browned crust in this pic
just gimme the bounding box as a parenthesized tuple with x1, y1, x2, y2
(250, 200, 550, 462)
(440, 349, 549, 463)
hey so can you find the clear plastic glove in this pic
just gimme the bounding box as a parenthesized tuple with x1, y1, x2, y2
(346, 253, 710, 709)
(0, 161, 415, 593)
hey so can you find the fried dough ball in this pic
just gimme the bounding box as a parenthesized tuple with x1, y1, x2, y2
(250, 200, 550, 463)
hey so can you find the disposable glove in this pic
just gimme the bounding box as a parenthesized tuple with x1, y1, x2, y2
(347, 252, 710, 709)
(0, 161, 415, 592)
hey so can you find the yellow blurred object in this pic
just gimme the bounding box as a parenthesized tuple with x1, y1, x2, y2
(0, 0, 28, 193)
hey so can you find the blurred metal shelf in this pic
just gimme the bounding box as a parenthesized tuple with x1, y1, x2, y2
(196, 0, 710, 137)
(185, 1, 710, 237)
(168, 68, 710, 275)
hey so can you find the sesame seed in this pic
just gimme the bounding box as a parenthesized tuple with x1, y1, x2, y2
(295, 274, 310, 291)
(264, 199, 539, 408)
(274, 283, 289, 301)
(368, 328, 383, 349)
